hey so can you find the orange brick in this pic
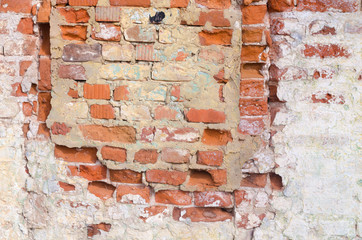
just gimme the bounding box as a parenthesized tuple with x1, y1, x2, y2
(90, 104, 115, 119)
(58, 8, 90, 23)
(116, 185, 150, 204)
(201, 129, 232, 146)
(155, 190, 192, 205)
(17, 18, 34, 34)
(134, 149, 158, 164)
(195, 0, 231, 9)
(101, 146, 126, 162)
(69, 0, 98, 6)
(109, 169, 142, 183)
(79, 125, 136, 143)
(61, 25, 87, 41)
(88, 181, 115, 200)
(186, 108, 226, 123)
(54, 145, 97, 163)
(199, 30, 232, 46)
(242, 5, 267, 25)
(84, 84, 110, 100)
(146, 169, 187, 186)
(109, 0, 151, 7)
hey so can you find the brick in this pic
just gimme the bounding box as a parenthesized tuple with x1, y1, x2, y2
(88, 182, 115, 200)
(309, 21, 336, 35)
(121, 105, 151, 121)
(101, 146, 126, 162)
(116, 185, 150, 204)
(92, 24, 121, 41)
(102, 44, 134, 62)
(241, 46, 267, 62)
(62, 44, 101, 62)
(194, 192, 233, 207)
(242, 28, 263, 43)
(37, 124, 51, 139)
(242, 5, 267, 25)
(184, 11, 230, 27)
(171, 0, 190, 8)
(56, 0, 68, 5)
(11, 83, 26, 97)
(20, 61, 32, 76)
(58, 65, 86, 80)
(239, 98, 268, 116)
(90, 104, 115, 119)
(4, 37, 37, 56)
(269, 64, 307, 81)
(155, 127, 199, 143)
(68, 86, 77, 98)
(240, 80, 264, 97)
(241, 63, 264, 79)
(173, 207, 232, 222)
(238, 117, 264, 135)
(39, 24, 51, 56)
(37, 0, 51, 23)
(51, 122, 71, 135)
(17, 18, 34, 35)
(136, 45, 160, 62)
(38, 92, 51, 121)
(61, 25, 87, 41)
(134, 149, 158, 164)
(69, 0, 98, 6)
(96, 7, 121, 22)
(22, 102, 33, 117)
(109, 169, 142, 183)
(171, 85, 182, 102)
(59, 182, 75, 191)
(0, 61, 16, 76)
(297, 0, 358, 12)
(124, 25, 156, 42)
(186, 108, 226, 123)
(79, 125, 136, 143)
(140, 206, 168, 222)
(268, 0, 294, 12)
(58, 8, 90, 23)
(146, 169, 187, 185)
(161, 148, 190, 164)
(110, 0, 151, 7)
(199, 30, 232, 46)
(155, 190, 192, 205)
(54, 145, 97, 163)
(114, 86, 130, 101)
(84, 84, 110, 100)
(195, 0, 231, 9)
(0, 0, 32, 13)
(87, 223, 112, 237)
(39, 57, 51, 91)
(201, 129, 232, 146)
(270, 173, 283, 190)
(154, 106, 178, 120)
(311, 93, 345, 104)
(303, 44, 350, 58)
(140, 127, 155, 143)
(240, 174, 267, 188)
(72, 165, 107, 181)
(197, 150, 223, 166)
(207, 169, 227, 186)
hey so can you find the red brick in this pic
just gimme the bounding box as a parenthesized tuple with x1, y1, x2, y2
(58, 65, 86, 80)
(62, 44, 102, 62)
(234, 190, 249, 206)
(241, 45, 267, 62)
(22, 102, 33, 117)
(56, 0, 68, 5)
(214, 69, 228, 83)
(39, 24, 51, 56)
(68, 87, 79, 98)
(199, 30, 232, 46)
(61, 25, 87, 41)
(201, 129, 232, 146)
(242, 5, 267, 25)
(72, 165, 107, 181)
(51, 122, 71, 135)
(240, 80, 264, 97)
(59, 181, 75, 191)
(114, 86, 130, 101)
(101, 146, 126, 162)
(69, 0, 98, 6)
(242, 28, 263, 43)
(197, 150, 223, 166)
(84, 84, 110, 100)
(173, 207, 232, 222)
(19, 61, 32, 76)
(194, 192, 233, 207)
(297, 0, 358, 12)
(311, 93, 345, 104)
(171, 0, 190, 8)
(37, 0, 51, 23)
(96, 7, 121, 22)
(170, 85, 182, 102)
(88, 182, 115, 200)
(303, 44, 350, 58)
(116, 185, 150, 204)
(110, 0, 151, 7)
(92, 24, 121, 41)
(0, 0, 32, 13)
(239, 98, 268, 116)
(23, 124, 30, 138)
(38, 92, 51, 121)
(39, 57, 51, 91)
(79, 125, 136, 143)
(238, 117, 264, 135)
(17, 18, 34, 35)
(136, 45, 160, 62)
(185, 11, 230, 27)
(140, 127, 155, 143)
(207, 169, 227, 186)
(161, 148, 190, 164)
(155, 127, 199, 143)
(270, 173, 283, 190)
(146, 169, 187, 186)
(195, 0, 231, 9)
(187, 171, 218, 190)
(5, 37, 37, 56)
(313, 68, 335, 80)
(54, 145, 97, 163)
(37, 124, 50, 139)
(134, 149, 158, 164)
(124, 25, 156, 42)
(268, 0, 294, 12)
(140, 206, 168, 222)
(109, 169, 142, 183)
(11, 83, 27, 97)
(241, 63, 264, 79)
(240, 174, 267, 188)
(155, 190, 192, 205)
(154, 106, 178, 120)
(186, 108, 226, 123)
(90, 104, 115, 119)
(87, 223, 112, 237)
(199, 49, 225, 64)
(269, 64, 307, 81)
(58, 8, 90, 23)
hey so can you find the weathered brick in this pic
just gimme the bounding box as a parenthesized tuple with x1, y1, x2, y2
(114, 86, 130, 101)
(241, 63, 264, 79)
(207, 169, 227, 186)
(140, 127, 155, 143)
(59, 181, 75, 191)
(79, 125, 136, 143)
(146, 169, 187, 185)
(238, 117, 264, 135)
(61, 25, 87, 41)
(96, 7, 121, 22)
(154, 106, 179, 120)
(58, 65, 86, 80)
(240, 174, 267, 188)
(186, 108, 226, 123)
(90, 104, 115, 119)
(199, 30, 232, 46)
(102, 44, 134, 62)
(140, 206, 168, 222)
(161, 148, 190, 164)
(62, 44, 102, 62)
(184, 11, 230, 27)
(51, 122, 71, 135)
(69, 0, 98, 6)
(56, 0, 69, 6)
(87, 223, 112, 237)
(88, 181, 115, 200)
(54, 145, 97, 163)
(39, 57, 51, 91)
(101, 146, 126, 162)
(270, 173, 283, 190)
(92, 24, 121, 41)
(311, 93, 345, 104)
(136, 45, 160, 62)
(152, 63, 195, 81)
(116, 185, 150, 204)
(173, 207, 232, 222)
(38, 92, 51, 121)
(154, 127, 199, 143)
(240, 80, 264, 97)
(37, 0, 51, 23)
(303, 44, 350, 58)
(84, 84, 110, 100)
(201, 129, 232, 146)
(242, 28, 263, 43)
(4, 37, 37, 56)
(124, 25, 156, 42)
(19, 61, 32, 76)
(100, 64, 150, 80)
(0, 61, 16, 76)
(239, 98, 268, 116)
(194, 192, 233, 207)
(297, 0, 358, 12)
(22, 102, 33, 117)
(241, 46, 267, 62)
(195, 0, 231, 9)
(0, 0, 32, 13)
(71, 165, 107, 181)
(134, 149, 158, 164)
(171, 0, 190, 8)
(39, 24, 51, 56)
(17, 18, 34, 35)
(58, 8, 90, 23)
(121, 105, 152, 121)
(110, 0, 151, 7)
(155, 190, 192, 205)
(242, 5, 267, 25)
(268, 0, 294, 12)
(197, 150, 223, 166)
(110, 169, 142, 183)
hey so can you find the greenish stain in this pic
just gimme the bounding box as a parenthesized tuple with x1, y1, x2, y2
(357, 179, 362, 186)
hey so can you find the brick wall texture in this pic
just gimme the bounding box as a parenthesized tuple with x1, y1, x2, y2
(0, 0, 361, 239)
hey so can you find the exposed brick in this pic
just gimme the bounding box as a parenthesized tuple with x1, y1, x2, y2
(154, 106, 178, 120)
(101, 146, 127, 162)
(58, 8, 90, 23)
(37, 0, 51, 23)
(84, 84, 110, 100)
(19, 61, 32, 76)
(155, 190, 192, 205)
(214, 69, 228, 83)
(62, 44, 102, 62)
(140, 206, 168, 222)
(87, 223, 112, 237)
(134, 149, 158, 164)
(195, 0, 231, 9)
(240, 80, 264, 97)
(110, 0, 150, 7)
(51, 122, 71, 135)
(124, 25, 156, 42)
(109, 169, 142, 183)
(60, 25, 87, 41)
(88, 182, 115, 200)
(201, 129, 232, 146)
(240, 174, 267, 188)
(39, 57, 51, 91)
(146, 169, 187, 185)
(239, 98, 268, 116)
(311, 93, 345, 104)
(69, 0, 98, 6)
(136, 45, 160, 62)
(297, 0, 358, 12)
(194, 192, 233, 207)
(0, 61, 16, 76)
(242, 5, 267, 25)
(140, 127, 155, 143)
(17, 18, 34, 35)
(199, 30, 232, 46)
(56, 0, 68, 6)
(72, 165, 107, 181)
(90, 104, 115, 119)
(303, 44, 350, 58)
(242, 28, 263, 43)
(207, 169, 227, 186)
(38, 92, 51, 121)
(79, 125, 136, 143)
(37, 124, 51, 139)
(116, 185, 150, 204)
(4, 37, 37, 56)
(186, 108, 226, 123)
(54, 145, 97, 163)
(58, 65, 86, 80)
(241, 46, 267, 62)
(173, 207, 232, 222)
(197, 150, 223, 167)
(114, 86, 130, 101)
(11, 83, 27, 97)
(59, 181, 75, 191)
(268, 0, 294, 12)
(185, 11, 230, 27)
(238, 117, 264, 135)
(171, 0, 190, 8)
(96, 7, 121, 22)
(92, 24, 122, 41)
(0, 0, 32, 13)
(170, 85, 182, 102)
(241, 63, 264, 79)
(39, 24, 51, 56)
(270, 173, 283, 190)
(102, 44, 134, 62)
(22, 102, 33, 117)
(155, 127, 199, 143)
(161, 148, 190, 164)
